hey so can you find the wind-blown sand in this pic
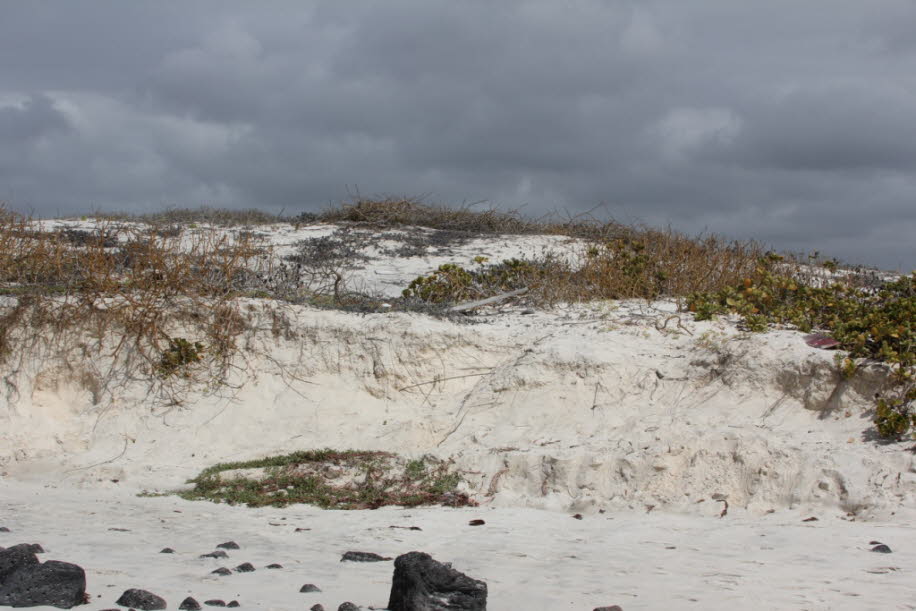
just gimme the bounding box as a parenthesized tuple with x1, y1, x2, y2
(2, 221, 914, 610)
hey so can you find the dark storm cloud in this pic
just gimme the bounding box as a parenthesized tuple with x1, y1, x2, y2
(0, 1, 914, 269)
(0, 94, 70, 141)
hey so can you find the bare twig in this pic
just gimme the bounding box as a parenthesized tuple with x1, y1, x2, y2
(65, 435, 132, 472)
(448, 287, 529, 313)
(398, 371, 493, 392)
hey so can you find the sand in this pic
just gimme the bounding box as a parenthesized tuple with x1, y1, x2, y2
(1, 221, 914, 610)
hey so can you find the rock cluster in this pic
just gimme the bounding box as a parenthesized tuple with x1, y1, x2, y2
(0, 537, 519, 610)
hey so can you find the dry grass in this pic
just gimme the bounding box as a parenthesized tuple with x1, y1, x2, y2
(316, 196, 629, 241)
(0, 207, 272, 401)
(92, 205, 289, 227)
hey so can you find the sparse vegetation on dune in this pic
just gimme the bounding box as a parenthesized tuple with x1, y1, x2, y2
(92, 205, 291, 227)
(180, 449, 472, 509)
(1, 197, 912, 440)
(0, 207, 268, 401)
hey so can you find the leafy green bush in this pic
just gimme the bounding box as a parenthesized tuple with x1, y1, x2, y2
(688, 266, 914, 439)
(402, 258, 542, 303)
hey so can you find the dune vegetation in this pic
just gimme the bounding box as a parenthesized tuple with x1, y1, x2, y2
(0, 198, 912, 439)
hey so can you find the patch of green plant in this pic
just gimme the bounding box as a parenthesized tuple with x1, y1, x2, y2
(834, 354, 859, 380)
(180, 449, 474, 509)
(402, 258, 544, 303)
(688, 266, 914, 439)
(157, 337, 204, 377)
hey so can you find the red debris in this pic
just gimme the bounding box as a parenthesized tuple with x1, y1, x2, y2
(804, 334, 840, 350)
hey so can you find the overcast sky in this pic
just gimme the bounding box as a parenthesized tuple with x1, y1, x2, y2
(2, 1, 915, 269)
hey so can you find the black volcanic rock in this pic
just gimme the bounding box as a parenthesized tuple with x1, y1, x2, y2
(299, 583, 321, 593)
(387, 551, 486, 611)
(871, 544, 893, 553)
(200, 550, 229, 559)
(217, 541, 240, 550)
(0, 545, 38, 581)
(0, 546, 86, 610)
(180, 596, 203, 610)
(340, 551, 391, 562)
(5, 543, 44, 555)
(115, 588, 167, 610)
(234, 562, 255, 573)
(211, 567, 232, 576)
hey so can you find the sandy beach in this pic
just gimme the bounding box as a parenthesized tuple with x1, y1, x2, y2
(2, 221, 914, 610)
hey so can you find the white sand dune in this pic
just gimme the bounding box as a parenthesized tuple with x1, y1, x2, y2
(2, 221, 914, 610)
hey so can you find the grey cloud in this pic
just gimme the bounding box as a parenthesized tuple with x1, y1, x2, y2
(0, 94, 71, 142)
(0, 1, 914, 269)
(729, 86, 916, 172)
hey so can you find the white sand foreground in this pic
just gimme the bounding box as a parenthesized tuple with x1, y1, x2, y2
(2, 481, 914, 610)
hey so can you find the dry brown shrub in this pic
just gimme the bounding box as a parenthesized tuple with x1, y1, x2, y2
(0, 206, 272, 401)
(317, 196, 629, 241)
(94, 206, 287, 227)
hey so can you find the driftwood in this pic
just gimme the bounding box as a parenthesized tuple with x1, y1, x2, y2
(448, 287, 529, 313)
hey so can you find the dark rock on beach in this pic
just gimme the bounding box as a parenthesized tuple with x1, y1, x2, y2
(338, 603, 360, 611)
(227, 601, 240, 608)
(160, 547, 175, 554)
(387, 551, 487, 611)
(5, 542, 45, 555)
(265, 563, 283, 569)
(0, 545, 86, 609)
(180, 596, 203, 610)
(0, 527, 10, 532)
(211, 567, 232, 576)
(341, 551, 391, 562)
(593, 606, 624, 611)
(234, 562, 255, 572)
(201, 550, 230, 559)
(205, 599, 227, 607)
(300, 583, 321, 593)
(115, 588, 167, 610)
(871, 544, 893, 553)
(0, 545, 38, 579)
(310, 605, 325, 611)
(217, 541, 240, 550)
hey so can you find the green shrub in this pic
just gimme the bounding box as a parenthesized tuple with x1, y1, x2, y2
(688, 267, 914, 439)
(402, 258, 541, 303)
